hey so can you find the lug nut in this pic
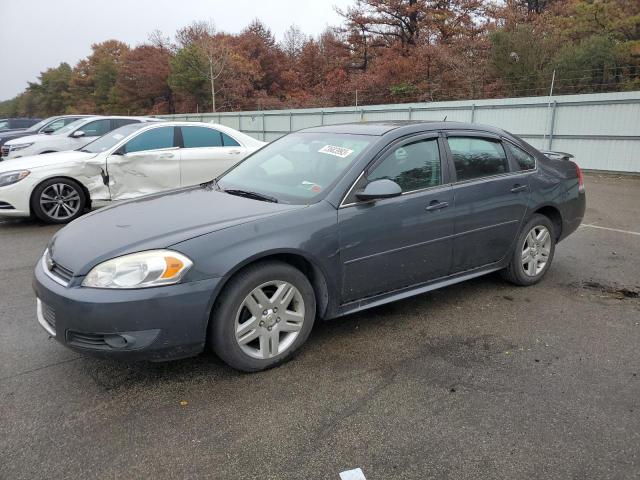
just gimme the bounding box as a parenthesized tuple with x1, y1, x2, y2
(259, 321, 265, 326)
(263, 310, 268, 315)
(267, 326, 272, 331)
(276, 317, 280, 322)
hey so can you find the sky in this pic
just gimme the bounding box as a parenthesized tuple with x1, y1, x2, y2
(0, 0, 353, 101)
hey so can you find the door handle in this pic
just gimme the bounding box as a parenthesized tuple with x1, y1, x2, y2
(510, 184, 528, 193)
(425, 200, 449, 212)
(159, 153, 174, 159)
(229, 150, 242, 155)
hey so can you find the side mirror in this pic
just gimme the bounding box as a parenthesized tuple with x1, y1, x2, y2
(70, 130, 85, 138)
(355, 179, 402, 202)
(42, 128, 55, 134)
(112, 146, 125, 156)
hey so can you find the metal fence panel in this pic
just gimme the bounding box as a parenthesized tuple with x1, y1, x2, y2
(158, 91, 640, 172)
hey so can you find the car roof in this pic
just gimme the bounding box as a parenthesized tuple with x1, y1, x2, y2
(301, 120, 508, 137)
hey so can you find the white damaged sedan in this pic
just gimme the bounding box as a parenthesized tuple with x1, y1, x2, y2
(0, 122, 265, 223)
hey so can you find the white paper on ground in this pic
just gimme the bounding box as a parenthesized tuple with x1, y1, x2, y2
(339, 468, 367, 480)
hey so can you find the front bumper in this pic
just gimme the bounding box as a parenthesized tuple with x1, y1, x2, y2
(0, 180, 33, 217)
(33, 259, 221, 361)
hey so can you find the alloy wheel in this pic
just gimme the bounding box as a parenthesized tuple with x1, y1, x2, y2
(39, 183, 81, 221)
(521, 225, 551, 276)
(234, 280, 305, 359)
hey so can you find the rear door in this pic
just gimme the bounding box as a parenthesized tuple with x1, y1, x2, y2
(106, 126, 181, 200)
(338, 134, 454, 302)
(178, 125, 247, 186)
(444, 132, 530, 273)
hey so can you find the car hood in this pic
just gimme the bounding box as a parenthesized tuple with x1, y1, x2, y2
(49, 186, 306, 276)
(0, 150, 98, 172)
(5, 133, 55, 146)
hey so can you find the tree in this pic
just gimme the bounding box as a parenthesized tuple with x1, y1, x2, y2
(67, 40, 130, 113)
(117, 45, 173, 114)
(26, 63, 72, 115)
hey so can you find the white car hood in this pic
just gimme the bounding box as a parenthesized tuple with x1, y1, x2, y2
(5, 133, 63, 147)
(0, 150, 99, 172)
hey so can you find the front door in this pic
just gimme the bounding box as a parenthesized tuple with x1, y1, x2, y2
(106, 126, 181, 200)
(444, 133, 530, 272)
(338, 135, 454, 303)
(179, 126, 247, 186)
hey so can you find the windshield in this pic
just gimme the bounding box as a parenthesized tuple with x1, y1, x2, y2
(80, 123, 148, 153)
(217, 132, 374, 204)
(53, 118, 90, 136)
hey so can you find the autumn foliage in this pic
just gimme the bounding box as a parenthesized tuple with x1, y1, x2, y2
(1, 0, 638, 117)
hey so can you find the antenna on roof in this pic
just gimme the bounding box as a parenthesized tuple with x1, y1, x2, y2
(443, 116, 447, 121)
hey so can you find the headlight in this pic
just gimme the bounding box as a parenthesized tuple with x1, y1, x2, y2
(82, 250, 193, 289)
(9, 142, 34, 151)
(0, 170, 30, 187)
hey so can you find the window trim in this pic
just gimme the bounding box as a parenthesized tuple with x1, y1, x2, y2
(339, 132, 445, 208)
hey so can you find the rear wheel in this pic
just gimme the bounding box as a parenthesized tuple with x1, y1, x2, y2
(31, 178, 87, 224)
(210, 261, 316, 372)
(501, 214, 556, 286)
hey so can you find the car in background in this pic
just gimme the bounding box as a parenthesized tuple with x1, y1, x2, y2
(0, 115, 92, 160)
(31, 121, 586, 371)
(0, 121, 264, 223)
(0, 118, 42, 133)
(2, 116, 159, 159)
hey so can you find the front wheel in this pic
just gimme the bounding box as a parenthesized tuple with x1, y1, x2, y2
(210, 261, 316, 372)
(31, 178, 87, 224)
(501, 214, 556, 286)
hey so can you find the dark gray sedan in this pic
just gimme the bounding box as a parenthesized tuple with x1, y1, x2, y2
(33, 121, 586, 371)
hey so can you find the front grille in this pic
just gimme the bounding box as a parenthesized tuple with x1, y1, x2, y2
(50, 262, 74, 283)
(41, 302, 56, 329)
(67, 331, 110, 350)
(0, 145, 10, 157)
(0, 201, 14, 210)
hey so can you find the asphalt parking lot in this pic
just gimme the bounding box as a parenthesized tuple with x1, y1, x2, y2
(1, 173, 638, 480)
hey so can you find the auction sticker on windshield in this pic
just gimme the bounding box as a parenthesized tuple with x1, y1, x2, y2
(318, 145, 354, 158)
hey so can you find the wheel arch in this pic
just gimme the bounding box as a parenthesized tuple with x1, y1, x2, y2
(29, 175, 92, 214)
(209, 249, 332, 322)
(531, 204, 562, 240)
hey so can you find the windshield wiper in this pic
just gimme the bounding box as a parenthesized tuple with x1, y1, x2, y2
(224, 189, 278, 203)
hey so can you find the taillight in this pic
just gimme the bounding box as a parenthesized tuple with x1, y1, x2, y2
(575, 162, 585, 192)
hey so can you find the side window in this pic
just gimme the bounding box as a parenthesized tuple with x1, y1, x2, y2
(505, 142, 536, 171)
(78, 119, 111, 137)
(221, 132, 240, 147)
(124, 127, 175, 154)
(181, 126, 223, 148)
(63, 118, 80, 126)
(368, 138, 441, 192)
(43, 120, 66, 131)
(113, 118, 139, 129)
(447, 137, 509, 181)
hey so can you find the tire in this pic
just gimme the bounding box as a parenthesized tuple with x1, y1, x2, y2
(210, 261, 316, 372)
(501, 213, 556, 286)
(31, 177, 87, 224)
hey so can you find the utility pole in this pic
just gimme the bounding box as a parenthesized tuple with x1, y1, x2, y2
(543, 69, 556, 144)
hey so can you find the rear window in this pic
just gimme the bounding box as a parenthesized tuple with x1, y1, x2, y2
(505, 142, 536, 171)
